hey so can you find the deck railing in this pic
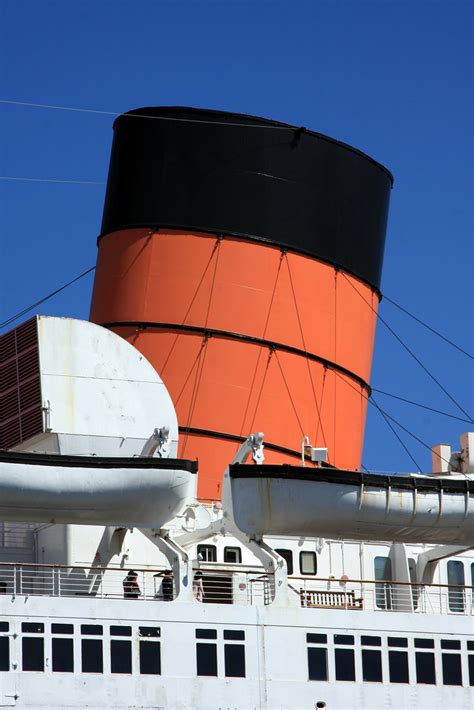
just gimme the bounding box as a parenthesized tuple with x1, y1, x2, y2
(0, 562, 272, 606)
(0, 563, 472, 614)
(295, 576, 474, 616)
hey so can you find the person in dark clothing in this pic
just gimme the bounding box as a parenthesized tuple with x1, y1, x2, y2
(123, 570, 141, 599)
(161, 570, 174, 601)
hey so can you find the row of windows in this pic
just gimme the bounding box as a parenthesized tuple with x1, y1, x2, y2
(197, 544, 317, 576)
(2, 621, 473, 686)
(0, 622, 247, 679)
(200, 548, 472, 590)
(307, 634, 474, 687)
(0, 622, 160, 675)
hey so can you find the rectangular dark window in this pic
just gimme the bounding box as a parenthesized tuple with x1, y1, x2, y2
(111, 640, 132, 674)
(414, 638, 434, 648)
(110, 626, 132, 637)
(374, 555, 392, 609)
(0, 637, 9, 671)
(308, 647, 328, 681)
(196, 628, 217, 639)
(0, 622, 9, 632)
(21, 623, 44, 634)
(361, 636, 381, 646)
(140, 641, 161, 675)
(22, 637, 44, 671)
(300, 551, 317, 575)
(334, 635, 354, 645)
(223, 546, 242, 564)
(224, 644, 245, 678)
(335, 648, 355, 681)
(469, 655, 474, 686)
(440, 639, 461, 650)
(139, 626, 160, 638)
(415, 652, 436, 684)
(389, 650, 409, 683)
(51, 623, 73, 635)
(388, 637, 408, 648)
(52, 638, 73, 672)
(362, 649, 382, 682)
(196, 643, 217, 676)
(275, 549, 293, 575)
(447, 560, 465, 612)
(81, 624, 102, 636)
(442, 654, 462, 686)
(197, 544, 217, 562)
(224, 630, 245, 640)
(82, 639, 103, 673)
(307, 633, 327, 644)
(467, 641, 474, 651)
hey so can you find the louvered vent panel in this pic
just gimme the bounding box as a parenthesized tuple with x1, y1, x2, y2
(0, 361, 17, 392)
(0, 317, 42, 449)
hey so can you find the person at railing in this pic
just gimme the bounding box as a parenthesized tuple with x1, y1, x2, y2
(122, 570, 141, 599)
(193, 570, 205, 602)
(162, 570, 174, 601)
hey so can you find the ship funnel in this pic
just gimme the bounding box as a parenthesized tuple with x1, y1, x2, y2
(90, 107, 392, 499)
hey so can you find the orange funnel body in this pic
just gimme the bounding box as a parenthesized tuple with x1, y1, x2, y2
(90, 108, 392, 500)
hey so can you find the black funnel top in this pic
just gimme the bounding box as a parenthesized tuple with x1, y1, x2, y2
(100, 107, 393, 290)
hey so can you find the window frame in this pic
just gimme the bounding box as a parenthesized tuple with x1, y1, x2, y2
(275, 548, 293, 576)
(299, 550, 317, 576)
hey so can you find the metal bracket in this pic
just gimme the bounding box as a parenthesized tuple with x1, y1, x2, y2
(42, 399, 52, 432)
(140, 427, 170, 458)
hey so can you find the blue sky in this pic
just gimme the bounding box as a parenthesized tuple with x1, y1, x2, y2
(0, 0, 472, 472)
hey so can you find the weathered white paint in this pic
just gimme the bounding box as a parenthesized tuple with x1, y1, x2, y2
(0, 459, 195, 528)
(13, 317, 179, 457)
(0, 593, 472, 709)
(230, 474, 474, 545)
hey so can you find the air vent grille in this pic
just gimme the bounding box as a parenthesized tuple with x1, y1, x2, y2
(0, 318, 42, 449)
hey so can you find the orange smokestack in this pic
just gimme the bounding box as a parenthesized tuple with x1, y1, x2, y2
(90, 108, 392, 500)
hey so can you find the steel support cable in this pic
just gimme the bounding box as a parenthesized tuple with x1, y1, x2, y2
(174, 336, 208, 408)
(273, 350, 305, 437)
(0, 99, 296, 131)
(183, 241, 222, 454)
(0, 176, 105, 185)
(331, 367, 453, 471)
(181, 241, 221, 456)
(239, 252, 284, 436)
(0, 266, 96, 331)
(203, 238, 222, 329)
(383, 295, 473, 359)
(160, 237, 221, 375)
(315, 366, 328, 444)
(249, 349, 275, 435)
(369, 397, 472, 475)
(370, 398, 422, 472)
(339, 272, 473, 422)
(284, 253, 328, 448)
(371, 387, 472, 424)
(181, 337, 209, 457)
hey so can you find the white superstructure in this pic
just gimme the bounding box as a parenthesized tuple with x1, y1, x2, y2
(0, 316, 473, 709)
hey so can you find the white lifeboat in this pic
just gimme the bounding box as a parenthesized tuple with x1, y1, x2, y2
(0, 450, 197, 528)
(228, 464, 474, 545)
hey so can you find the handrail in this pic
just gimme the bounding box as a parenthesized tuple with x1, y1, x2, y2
(287, 575, 472, 590)
(0, 562, 471, 591)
